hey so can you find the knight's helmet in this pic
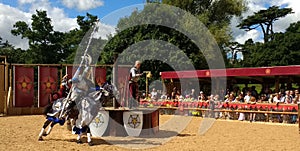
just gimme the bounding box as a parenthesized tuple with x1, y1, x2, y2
(83, 54, 94, 82)
(82, 54, 92, 66)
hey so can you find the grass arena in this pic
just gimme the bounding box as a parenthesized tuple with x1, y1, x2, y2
(1, 114, 300, 151)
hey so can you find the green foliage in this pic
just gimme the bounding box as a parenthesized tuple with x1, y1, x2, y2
(0, 37, 26, 63)
(10, 11, 99, 64)
(63, 13, 99, 64)
(238, 6, 293, 43)
(239, 21, 300, 67)
(11, 10, 65, 64)
(103, 1, 246, 65)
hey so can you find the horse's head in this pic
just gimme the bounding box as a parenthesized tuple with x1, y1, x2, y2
(102, 82, 119, 100)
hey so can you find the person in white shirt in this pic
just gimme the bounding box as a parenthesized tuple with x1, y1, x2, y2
(150, 88, 158, 101)
(272, 93, 281, 103)
(244, 91, 251, 103)
(238, 91, 251, 121)
(280, 90, 293, 104)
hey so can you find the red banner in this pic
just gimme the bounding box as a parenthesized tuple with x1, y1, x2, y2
(66, 66, 78, 79)
(95, 67, 106, 86)
(14, 66, 34, 107)
(118, 67, 131, 106)
(38, 67, 58, 107)
(66, 66, 106, 86)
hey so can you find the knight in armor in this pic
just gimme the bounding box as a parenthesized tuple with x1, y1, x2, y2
(38, 75, 70, 141)
(63, 55, 100, 118)
(128, 60, 143, 109)
(62, 55, 100, 146)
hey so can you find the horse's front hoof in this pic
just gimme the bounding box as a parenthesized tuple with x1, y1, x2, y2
(38, 137, 43, 141)
(88, 141, 93, 146)
(77, 140, 83, 144)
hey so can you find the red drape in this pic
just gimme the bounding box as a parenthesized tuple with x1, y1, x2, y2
(95, 67, 106, 86)
(66, 66, 106, 86)
(38, 66, 58, 107)
(14, 66, 34, 107)
(118, 67, 131, 106)
(66, 66, 78, 79)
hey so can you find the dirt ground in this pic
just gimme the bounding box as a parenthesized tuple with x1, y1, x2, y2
(0, 114, 300, 151)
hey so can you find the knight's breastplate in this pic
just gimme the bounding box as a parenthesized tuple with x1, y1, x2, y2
(52, 99, 63, 112)
(76, 79, 88, 91)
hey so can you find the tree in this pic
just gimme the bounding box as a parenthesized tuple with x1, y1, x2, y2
(11, 10, 65, 64)
(161, 0, 246, 45)
(11, 11, 99, 64)
(239, 21, 300, 67)
(101, 1, 245, 89)
(63, 13, 99, 64)
(237, 6, 293, 43)
(0, 36, 26, 63)
(223, 41, 243, 66)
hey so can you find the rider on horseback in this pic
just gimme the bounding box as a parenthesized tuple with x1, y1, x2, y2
(38, 75, 70, 141)
(62, 55, 101, 119)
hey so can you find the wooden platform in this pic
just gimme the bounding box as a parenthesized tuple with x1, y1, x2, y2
(103, 107, 159, 136)
(7, 107, 44, 115)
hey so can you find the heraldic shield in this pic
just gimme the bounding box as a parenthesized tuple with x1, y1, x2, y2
(89, 110, 109, 137)
(123, 111, 143, 136)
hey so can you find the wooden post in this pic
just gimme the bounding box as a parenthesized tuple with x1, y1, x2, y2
(298, 103, 300, 134)
(146, 74, 149, 98)
(59, 65, 63, 83)
(112, 53, 119, 109)
(275, 76, 279, 93)
(9, 67, 12, 108)
(0, 64, 4, 114)
(0, 56, 8, 114)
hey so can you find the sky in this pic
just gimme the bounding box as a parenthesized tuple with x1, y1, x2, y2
(0, 0, 300, 50)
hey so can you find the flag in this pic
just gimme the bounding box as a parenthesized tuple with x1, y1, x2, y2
(38, 66, 58, 107)
(118, 67, 131, 106)
(95, 67, 106, 86)
(14, 66, 34, 107)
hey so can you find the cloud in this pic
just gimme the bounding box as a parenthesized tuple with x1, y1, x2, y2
(0, 0, 115, 50)
(0, 3, 31, 49)
(234, 29, 261, 44)
(18, 0, 37, 4)
(273, 0, 300, 32)
(0, 1, 79, 49)
(93, 23, 116, 40)
(231, 0, 300, 44)
(61, 0, 104, 11)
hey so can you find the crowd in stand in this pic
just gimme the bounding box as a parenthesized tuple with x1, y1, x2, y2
(143, 86, 299, 124)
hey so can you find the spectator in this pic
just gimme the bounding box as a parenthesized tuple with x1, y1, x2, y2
(244, 91, 251, 103)
(171, 87, 179, 100)
(249, 96, 257, 122)
(290, 90, 295, 98)
(198, 91, 206, 101)
(225, 93, 234, 103)
(150, 88, 158, 101)
(208, 95, 215, 118)
(293, 89, 299, 104)
(160, 92, 168, 100)
(273, 93, 281, 103)
(281, 90, 293, 104)
(214, 94, 221, 118)
(242, 91, 252, 121)
(233, 96, 241, 103)
(189, 89, 197, 100)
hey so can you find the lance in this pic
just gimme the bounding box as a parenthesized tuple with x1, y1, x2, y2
(58, 20, 100, 119)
